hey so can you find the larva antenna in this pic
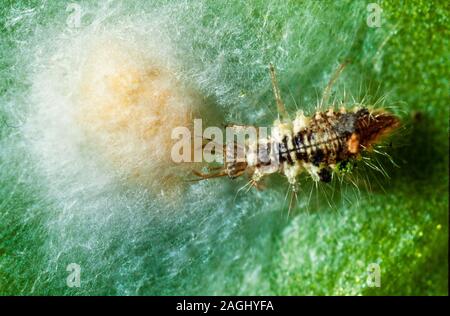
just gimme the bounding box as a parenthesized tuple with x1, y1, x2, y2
(321, 61, 349, 107)
(269, 63, 290, 121)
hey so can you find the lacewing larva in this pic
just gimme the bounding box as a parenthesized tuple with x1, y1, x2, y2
(193, 63, 400, 194)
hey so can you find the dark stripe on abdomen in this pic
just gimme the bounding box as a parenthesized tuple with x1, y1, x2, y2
(293, 132, 309, 162)
(278, 136, 294, 165)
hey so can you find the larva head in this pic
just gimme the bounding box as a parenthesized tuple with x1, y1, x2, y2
(354, 108, 400, 151)
(335, 108, 400, 156)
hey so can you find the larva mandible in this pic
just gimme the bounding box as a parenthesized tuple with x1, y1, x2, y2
(193, 63, 400, 192)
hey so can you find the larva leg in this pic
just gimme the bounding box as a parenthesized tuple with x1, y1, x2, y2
(249, 170, 267, 190)
(287, 182, 298, 217)
(250, 178, 265, 190)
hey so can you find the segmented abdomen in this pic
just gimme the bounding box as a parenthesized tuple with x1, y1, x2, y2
(277, 112, 347, 167)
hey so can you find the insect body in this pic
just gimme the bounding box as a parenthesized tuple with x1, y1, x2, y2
(194, 64, 400, 191)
